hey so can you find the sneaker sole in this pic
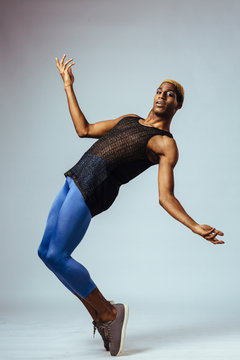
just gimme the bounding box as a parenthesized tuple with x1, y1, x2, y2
(115, 304, 129, 356)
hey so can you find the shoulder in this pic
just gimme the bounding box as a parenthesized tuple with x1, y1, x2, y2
(119, 113, 140, 120)
(162, 137, 178, 167)
(126, 113, 140, 117)
(151, 135, 179, 167)
(86, 113, 141, 138)
(112, 113, 140, 125)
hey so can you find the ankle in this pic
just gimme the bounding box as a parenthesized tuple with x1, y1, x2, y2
(100, 308, 117, 323)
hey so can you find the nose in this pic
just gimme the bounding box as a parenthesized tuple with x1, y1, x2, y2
(159, 92, 166, 99)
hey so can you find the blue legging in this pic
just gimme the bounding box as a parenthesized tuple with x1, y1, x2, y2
(38, 176, 97, 298)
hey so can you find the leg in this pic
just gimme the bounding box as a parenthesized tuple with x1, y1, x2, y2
(38, 178, 100, 321)
(42, 177, 96, 297)
(38, 178, 76, 293)
(38, 177, 126, 355)
(39, 178, 69, 261)
(39, 177, 116, 321)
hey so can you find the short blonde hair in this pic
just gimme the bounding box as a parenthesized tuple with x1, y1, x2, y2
(161, 79, 184, 104)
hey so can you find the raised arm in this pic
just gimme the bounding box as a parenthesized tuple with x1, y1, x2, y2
(56, 54, 139, 138)
(157, 138, 224, 245)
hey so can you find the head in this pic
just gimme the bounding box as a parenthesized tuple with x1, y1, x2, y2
(153, 79, 184, 119)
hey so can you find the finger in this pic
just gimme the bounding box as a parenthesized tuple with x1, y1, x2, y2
(66, 62, 75, 71)
(60, 54, 66, 65)
(205, 231, 217, 240)
(55, 57, 60, 69)
(207, 237, 225, 244)
(204, 227, 215, 236)
(203, 229, 217, 239)
(63, 58, 73, 69)
(207, 228, 224, 240)
(215, 229, 224, 236)
(211, 240, 225, 245)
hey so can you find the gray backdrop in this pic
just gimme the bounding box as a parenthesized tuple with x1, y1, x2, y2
(1, 0, 239, 317)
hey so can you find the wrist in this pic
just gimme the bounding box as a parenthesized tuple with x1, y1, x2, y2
(190, 223, 200, 233)
(64, 84, 73, 91)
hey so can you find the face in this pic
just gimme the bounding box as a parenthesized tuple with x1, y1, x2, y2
(153, 82, 182, 118)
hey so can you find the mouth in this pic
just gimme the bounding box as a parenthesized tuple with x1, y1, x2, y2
(155, 101, 165, 107)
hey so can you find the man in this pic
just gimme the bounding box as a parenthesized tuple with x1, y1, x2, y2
(38, 54, 224, 357)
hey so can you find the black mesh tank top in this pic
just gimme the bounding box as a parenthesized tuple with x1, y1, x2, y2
(64, 116, 173, 217)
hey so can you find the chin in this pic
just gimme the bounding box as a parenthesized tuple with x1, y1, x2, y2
(154, 107, 166, 116)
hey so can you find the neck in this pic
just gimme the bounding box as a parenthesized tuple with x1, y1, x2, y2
(144, 109, 172, 132)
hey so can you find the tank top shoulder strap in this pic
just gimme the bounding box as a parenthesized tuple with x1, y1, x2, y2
(134, 116, 173, 138)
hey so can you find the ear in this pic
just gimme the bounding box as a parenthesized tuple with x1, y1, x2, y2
(176, 102, 183, 110)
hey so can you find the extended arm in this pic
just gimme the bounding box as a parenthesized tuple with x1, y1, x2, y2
(158, 154, 198, 230)
(56, 54, 138, 138)
(158, 139, 224, 244)
(64, 85, 137, 138)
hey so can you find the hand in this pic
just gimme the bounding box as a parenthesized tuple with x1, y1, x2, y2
(56, 54, 75, 88)
(192, 224, 225, 245)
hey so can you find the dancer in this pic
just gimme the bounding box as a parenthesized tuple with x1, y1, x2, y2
(38, 54, 224, 357)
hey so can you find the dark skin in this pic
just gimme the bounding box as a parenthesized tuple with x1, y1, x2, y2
(55, 54, 225, 323)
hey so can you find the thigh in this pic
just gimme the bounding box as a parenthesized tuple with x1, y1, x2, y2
(40, 178, 70, 252)
(47, 177, 92, 257)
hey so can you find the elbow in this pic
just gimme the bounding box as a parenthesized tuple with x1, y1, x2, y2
(159, 198, 166, 207)
(159, 198, 163, 207)
(78, 132, 87, 138)
(159, 193, 174, 207)
(77, 127, 88, 138)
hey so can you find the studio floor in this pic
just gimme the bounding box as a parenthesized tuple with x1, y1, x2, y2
(1, 299, 240, 360)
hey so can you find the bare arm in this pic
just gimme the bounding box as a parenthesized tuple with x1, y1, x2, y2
(157, 138, 224, 244)
(56, 54, 138, 138)
(64, 85, 138, 138)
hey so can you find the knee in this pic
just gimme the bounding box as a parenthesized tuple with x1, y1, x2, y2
(38, 244, 46, 262)
(43, 250, 65, 272)
(38, 245, 63, 273)
(37, 245, 59, 269)
(38, 241, 66, 272)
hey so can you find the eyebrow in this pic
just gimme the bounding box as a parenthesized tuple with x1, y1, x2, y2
(157, 87, 176, 93)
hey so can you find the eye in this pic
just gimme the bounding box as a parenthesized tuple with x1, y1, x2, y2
(167, 91, 174, 97)
(157, 89, 161, 94)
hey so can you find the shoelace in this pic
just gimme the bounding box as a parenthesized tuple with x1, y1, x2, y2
(93, 322, 97, 338)
(92, 300, 115, 337)
(92, 320, 112, 341)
